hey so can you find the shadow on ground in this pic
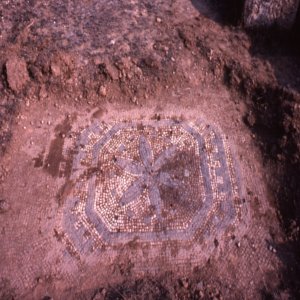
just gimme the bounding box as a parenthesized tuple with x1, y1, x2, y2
(191, 0, 245, 25)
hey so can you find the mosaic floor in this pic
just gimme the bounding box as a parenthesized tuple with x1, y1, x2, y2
(58, 119, 247, 264)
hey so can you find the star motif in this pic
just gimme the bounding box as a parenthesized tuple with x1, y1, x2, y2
(116, 136, 179, 220)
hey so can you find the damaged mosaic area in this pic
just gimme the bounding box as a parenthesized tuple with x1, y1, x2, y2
(59, 119, 247, 263)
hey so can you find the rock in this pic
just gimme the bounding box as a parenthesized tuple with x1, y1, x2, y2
(104, 63, 119, 81)
(99, 85, 107, 97)
(244, 0, 300, 29)
(0, 199, 10, 213)
(268, 244, 277, 253)
(5, 57, 30, 93)
(92, 293, 104, 300)
(96, 61, 119, 81)
(37, 277, 44, 284)
(196, 281, 204, 290)
(199, 290, 205, 299)
(245, 112, 256, 127)
(131, 96, 138, 105)
(39, 85, 48, 100)
(50, 53, 74, 79)
(50, 62, 62, 77)
(181, 278, 189, 289)
(92, 288, 106, 300)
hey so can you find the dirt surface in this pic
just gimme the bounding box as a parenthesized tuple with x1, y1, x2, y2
(0, 1, 300, 299)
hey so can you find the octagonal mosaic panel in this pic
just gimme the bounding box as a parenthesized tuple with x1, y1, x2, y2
(59, 119, 246, 262)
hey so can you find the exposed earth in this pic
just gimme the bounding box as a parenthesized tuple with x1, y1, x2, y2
(0, 1, 300, 299)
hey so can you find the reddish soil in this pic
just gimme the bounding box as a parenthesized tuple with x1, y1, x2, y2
(0, 1, 300, 299)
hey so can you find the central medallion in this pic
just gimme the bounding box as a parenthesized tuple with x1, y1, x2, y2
(92, 124, 204, 236)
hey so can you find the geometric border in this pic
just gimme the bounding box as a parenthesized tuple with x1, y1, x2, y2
(62, 119, 244, 254)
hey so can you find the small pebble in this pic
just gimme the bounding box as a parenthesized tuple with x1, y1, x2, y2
(184, 169, 190, 177)
(268, 245, 277, 253)
(182, 278, 189, 289)
(131, 97, 138, 105)
(37, 277, 43, 284)
(196, 281, 204, 290)
(0, 199, 10, 213)
(92, 288, 106, 300)
(99, 85, 107, 97)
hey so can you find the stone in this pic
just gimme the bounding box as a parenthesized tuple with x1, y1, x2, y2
(104, 63, 119, 81)
(37, 277, 44, 284)
(92, 291, 105, 300)
(245, 112, 256, 127)
(268, 244, 277, 253)
(244, 0, 300, 29)
(50, 62, 62, 77)
(5, 57, 30, 93)
(0, 199, 10, 213)
(99, 85, 107, 97)
(196, 281, 204, 290)
(182, 278, 189, 289)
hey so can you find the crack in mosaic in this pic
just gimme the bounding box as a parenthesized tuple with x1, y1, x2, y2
(59, 119, 246, 259)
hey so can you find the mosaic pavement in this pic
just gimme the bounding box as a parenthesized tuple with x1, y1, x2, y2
(58, 119, 247, 264)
